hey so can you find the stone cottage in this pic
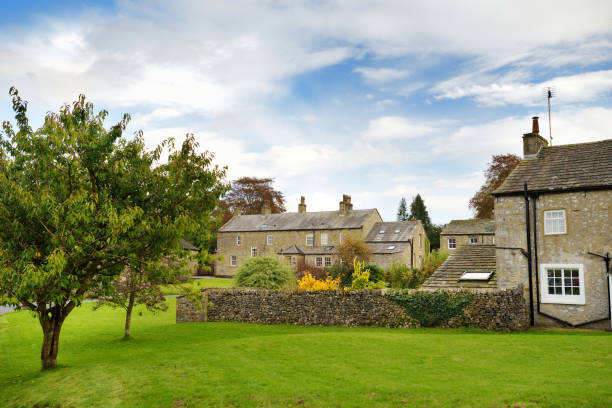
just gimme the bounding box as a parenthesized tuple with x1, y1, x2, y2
(493, 117, 611, 329)
(440, 219, 495, 251)
(425, 117, 612, 329)
(215, 195, 427, 276)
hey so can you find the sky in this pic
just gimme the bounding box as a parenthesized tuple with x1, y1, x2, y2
(1, 1, 611, 224)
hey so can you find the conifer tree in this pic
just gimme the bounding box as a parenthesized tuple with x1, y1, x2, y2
(397, 197, 408, 221)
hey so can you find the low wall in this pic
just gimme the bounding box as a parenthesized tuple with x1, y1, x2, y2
(176, 288, 530, 331)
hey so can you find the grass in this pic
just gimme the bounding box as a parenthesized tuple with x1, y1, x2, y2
(159, 277, 234, 295)
(0, 300, 611, 408)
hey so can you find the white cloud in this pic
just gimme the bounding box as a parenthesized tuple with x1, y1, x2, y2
(433, 70, 612, 107)
(362, 116, 437, 141)
(354, 67, 411, 83)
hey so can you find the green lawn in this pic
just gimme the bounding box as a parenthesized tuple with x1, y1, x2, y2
(160, 277, 234, 295)
(0, 299, 611, 408)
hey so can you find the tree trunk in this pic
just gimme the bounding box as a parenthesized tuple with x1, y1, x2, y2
(124, 291, 136, 339)
(39, 313, 66, 370)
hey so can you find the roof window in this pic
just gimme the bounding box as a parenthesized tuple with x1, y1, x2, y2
(458, 271, 494, 281)
(387, 245, 396, 250)
(379, 230, 385, 234)
(261, 224, 268, 228)
(394, 229, 400, 233)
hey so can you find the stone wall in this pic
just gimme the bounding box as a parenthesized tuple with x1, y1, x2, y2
(176, 287, 530, 331)
(495, 190, 612, 327)
(441, 233, 495, 251)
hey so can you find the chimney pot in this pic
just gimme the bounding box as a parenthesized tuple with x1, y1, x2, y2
(532, 116, 539, 134)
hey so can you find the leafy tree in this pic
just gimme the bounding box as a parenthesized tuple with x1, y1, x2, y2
(397, 197, 408, 221)
(0, 89, 227, 369)
(469, 153, 521, 219)
(335, 237, 371, 268)
(428, 224, 443, 250)
(222, 177, 286, 216)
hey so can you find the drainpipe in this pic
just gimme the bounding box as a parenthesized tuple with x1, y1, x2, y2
(523, 184, 535, 326)
(409, 239, 414, 269)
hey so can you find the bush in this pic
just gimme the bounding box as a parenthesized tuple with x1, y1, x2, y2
(351, 259, 387, 290)
(335, 237, 371, 266)
(297, 272, 341, 290)
(421, 249, 449, 277)
(234, 256, 295, 289)
(363, 263, 385, 282)
(325, 263, 351, 286)
(389, 291, 473, 327)
(387, 263, 425, 289)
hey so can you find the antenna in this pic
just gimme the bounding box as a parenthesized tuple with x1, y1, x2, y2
(544, 86, 556, 145)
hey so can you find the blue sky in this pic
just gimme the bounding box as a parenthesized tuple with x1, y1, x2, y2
(1, 1, 612, 224)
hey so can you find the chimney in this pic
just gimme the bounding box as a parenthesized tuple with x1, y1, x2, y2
(298, 196, 307, 213)
(261, 200, 271, 215)
(339, 194, 352, 214)
(522, 116, 548, 158)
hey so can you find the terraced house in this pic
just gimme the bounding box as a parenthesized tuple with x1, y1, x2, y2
(215, 195, 427, 276)
(440, 219, 495, 251)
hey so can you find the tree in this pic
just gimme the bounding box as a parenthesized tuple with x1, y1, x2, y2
(335, 237, 370, 268)
(469, 153, 521, 219)
(409, 194, 440, 250)
(0, 89, 227, 369)
(222, 177, 285, 216)
(397, 197, 408, 221)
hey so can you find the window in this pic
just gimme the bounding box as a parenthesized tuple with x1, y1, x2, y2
(251, 246, 257, 257)
(321, 233, 328, 245)
(324, 257, 332, 267)
(379, 230, 385, 234)
(316, 257, 323, 267)
(394, 229, 400, 234)
(544, 210, 566, 235)
(448, 238, 456, 250)
(236, 235, 241, 245)
(386, 245, 396, 250)
(267, 235, 273, 245)
(459, 270, 494, 281)
(540, 264, 585, 305)
(306, 234, 314, 246)
(230, 255, 237, 266)
(339, 233, 343, 244)
(470, 236, 478, 244)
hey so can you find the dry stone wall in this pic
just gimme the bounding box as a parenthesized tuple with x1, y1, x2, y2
(177, 287, 529, 331)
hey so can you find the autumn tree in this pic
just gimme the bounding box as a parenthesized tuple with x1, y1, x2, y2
(0, 89, 227, 369)
(397, 197, 408, 221)
(469, 153, 521, 219)
(222, 177, 286, 216)
(335, 237, 370, 267)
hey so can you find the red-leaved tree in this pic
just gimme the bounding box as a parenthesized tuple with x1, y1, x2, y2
(469, 153, 521, 218)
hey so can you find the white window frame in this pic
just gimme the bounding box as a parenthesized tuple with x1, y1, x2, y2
(540, 263, 585, 305)
(306, 234, 314, 247)
(469, 236, 478, 244)
(448, 238, 456, 250)
(230, 255, 237, 267)
(544, 210, 567, 235)
(251, 246, 257, 257)
(236, 235, 241, 245)
(324, 257, 332, 267)
(316, 257, 323, 267)
(267, 234, 273, 245)
(320, 233, 328, 245)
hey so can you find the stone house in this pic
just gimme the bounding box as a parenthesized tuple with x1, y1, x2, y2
(440, 219, 495, 251)
(365, 221, 427, 270)
(492, 117, 612, 329)
(215, 195, 428, 276)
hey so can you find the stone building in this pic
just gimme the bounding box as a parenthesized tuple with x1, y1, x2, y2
(492, 117, 612, 329)
(424, 117, 612, 329)
(440, 219, 495, 251)
(215, 195, 428, 276)
(365, 221, 427, 270)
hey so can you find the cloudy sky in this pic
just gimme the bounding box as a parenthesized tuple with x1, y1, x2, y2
(1, 1, 611, 224)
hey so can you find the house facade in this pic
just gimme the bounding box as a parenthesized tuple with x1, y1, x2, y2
(493, 117, 612, 328)
(215, 195, 427, 276)
(440, 219, 495, 251)
(365, 221, 427, 270)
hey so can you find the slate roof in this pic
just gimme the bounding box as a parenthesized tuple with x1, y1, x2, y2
(365, 221, 419, 242)
(218, 209, 378, 232)
(440, 219, 495, 236)
(180, 239, 199, 251)
(421, 244, 497, 290)
(278, 245, 336, 255)
(367, 242, 411, 254)
(493, 139, 612, 195)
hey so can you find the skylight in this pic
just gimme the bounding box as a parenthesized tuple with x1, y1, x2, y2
(458, 271, 494, 281)
(261, 224, 268, 228)
(394, 229, 400, 233)
(379, 230, 385, 234)
(387, 245, 396, 250)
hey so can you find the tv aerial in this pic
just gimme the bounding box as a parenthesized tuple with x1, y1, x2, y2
(543, 86, 556, 145)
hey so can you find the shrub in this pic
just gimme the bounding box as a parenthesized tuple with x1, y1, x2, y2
(421, 249, 449, 277)
(295, 261, 326, 280)
(234, 256, 295, 289)
(351, 259, 387, 290)
(387, 263, 425, 289)
(363, 263, 385, 282)
(389, 291, 473, 327)
(326, 263, 351, 286)
(297, 272, 341, 290)
(335, 237, 370, 267)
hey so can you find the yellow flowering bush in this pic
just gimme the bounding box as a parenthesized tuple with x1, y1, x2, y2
(297, 272, 341, 290)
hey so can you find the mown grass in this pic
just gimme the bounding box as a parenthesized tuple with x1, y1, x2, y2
(0, 299, 611, 408)
(159, 277, 234, 295)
